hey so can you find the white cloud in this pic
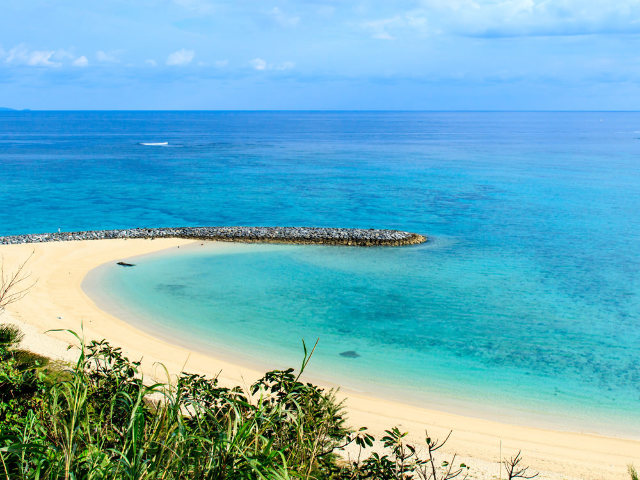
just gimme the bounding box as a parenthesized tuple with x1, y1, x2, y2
(355, 0, 640, 40)
(250, 58, 294, 71)
(72, 56, 89, 67)
(405, 13, 428, 29)
(269, 7, 300, 27)
(4, 45, 61, 67)
(1, 45, 91, 67)
(250, 58, 267, 70)
(274, 61, 295, 71)
(402, 0, 640, 37)
(166, 49, 195, 66)
(145, 59, 158, 67)
(27, 50, 59, 66)
(361, 17, 401, 40)
(360, 12, 431, 40)
(96, 50, 120, 63)
(215, 59, 229, 68)
(54, 49, 74, 61)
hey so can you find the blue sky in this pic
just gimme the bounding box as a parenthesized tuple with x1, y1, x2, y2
(1, 0, 639, 110)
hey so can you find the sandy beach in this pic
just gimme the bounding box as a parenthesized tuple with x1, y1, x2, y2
(1, 239, 638, 480)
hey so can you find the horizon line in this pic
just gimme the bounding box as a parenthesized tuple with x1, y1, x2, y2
(2, 108, 640, 113)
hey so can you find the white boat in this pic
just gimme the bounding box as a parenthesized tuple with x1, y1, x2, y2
(140, 142, 168, 146)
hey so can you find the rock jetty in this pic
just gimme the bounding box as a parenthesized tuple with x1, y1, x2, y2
(0, 227, 426, 247)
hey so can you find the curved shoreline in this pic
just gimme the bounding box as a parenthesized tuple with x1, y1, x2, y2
(0, 226, 427, 247)
(0, 239, 638, 479)
(84, 242, 640, 440)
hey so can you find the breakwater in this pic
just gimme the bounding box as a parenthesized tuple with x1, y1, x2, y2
(0, 227, 426, 247)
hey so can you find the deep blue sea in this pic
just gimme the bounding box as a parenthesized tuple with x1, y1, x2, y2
(2, 111, 640, 435)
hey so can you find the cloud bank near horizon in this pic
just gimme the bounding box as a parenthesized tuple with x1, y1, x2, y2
(1, 0, 639, 109)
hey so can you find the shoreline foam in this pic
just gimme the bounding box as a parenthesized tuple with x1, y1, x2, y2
(1, 239, 638, 479)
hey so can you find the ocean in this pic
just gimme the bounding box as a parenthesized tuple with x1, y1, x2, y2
(2, 111, 640, 435)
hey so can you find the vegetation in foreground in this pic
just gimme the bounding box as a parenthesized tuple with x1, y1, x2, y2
(1, 323, 480, 480)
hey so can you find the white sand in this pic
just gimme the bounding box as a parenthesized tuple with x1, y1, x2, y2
(1, 239, 638, 479)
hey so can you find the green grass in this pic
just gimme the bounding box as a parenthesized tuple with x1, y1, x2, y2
(0, 323, 543, 479)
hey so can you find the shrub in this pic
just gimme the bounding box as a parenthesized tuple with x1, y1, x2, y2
(0, 326, 531, 479)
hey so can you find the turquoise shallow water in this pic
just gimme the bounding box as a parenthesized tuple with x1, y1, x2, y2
(91, 239, 640, 436)
(2, 111, 640, 435)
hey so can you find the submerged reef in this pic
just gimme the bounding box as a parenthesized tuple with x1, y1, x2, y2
(0, 226, 426, 247)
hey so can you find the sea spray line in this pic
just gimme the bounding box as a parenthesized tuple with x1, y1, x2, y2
(0, 227, 426, 247)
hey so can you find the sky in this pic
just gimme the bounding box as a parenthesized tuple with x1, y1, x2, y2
(1, 0, 640, 110)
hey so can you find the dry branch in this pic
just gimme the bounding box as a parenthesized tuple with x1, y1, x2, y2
(504, 451, 538, 479)
(0, 253, 35, 313)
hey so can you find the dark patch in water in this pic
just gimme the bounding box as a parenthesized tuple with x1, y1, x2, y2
(156, 284, 187, 294)
(117, 262, 135, 267)
(339, 350, 360, 358)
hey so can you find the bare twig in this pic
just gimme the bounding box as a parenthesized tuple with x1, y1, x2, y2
(504, 451, 538, 479)
(0, 252, 35, 314)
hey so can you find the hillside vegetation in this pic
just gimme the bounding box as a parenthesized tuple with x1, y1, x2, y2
(0, 326, 482, 479)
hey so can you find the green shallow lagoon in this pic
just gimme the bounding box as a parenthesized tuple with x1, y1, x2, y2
(86, 240, 640, 437)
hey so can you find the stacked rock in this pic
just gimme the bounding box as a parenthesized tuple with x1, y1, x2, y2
(0, 227, 426, 247)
